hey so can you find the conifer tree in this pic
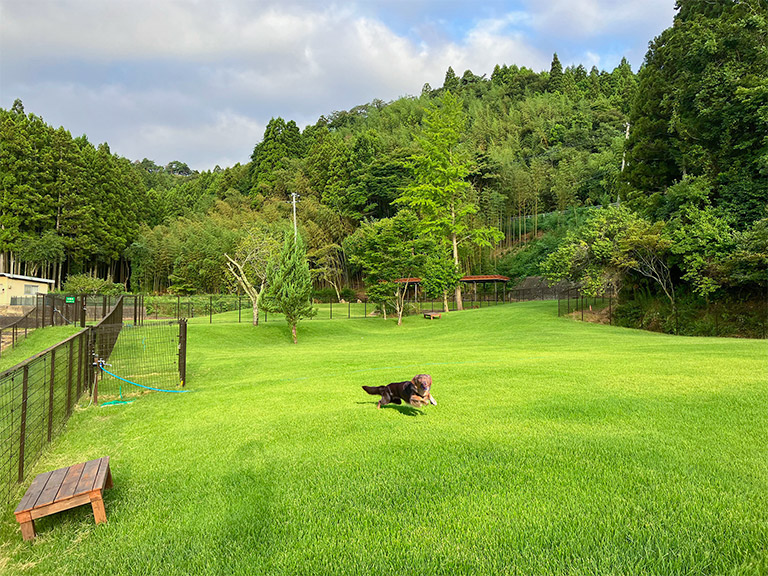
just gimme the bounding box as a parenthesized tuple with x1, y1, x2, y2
(443, 66, 460, 92)
(549, 53, 564, 93)
(264, 230, 316, 343)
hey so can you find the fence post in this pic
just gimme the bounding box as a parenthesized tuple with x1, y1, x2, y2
(210, 296, 213, 324)
(364, 300, 367, 317)
(67, 339, 74, 414)
(179, 319, 187, 387)
(609, 293, 612, 325)
(76, 332, 86, 399)
(48, 350, 56, 442)
(18, 365, 29, 483)
(87, 328, 96, 404)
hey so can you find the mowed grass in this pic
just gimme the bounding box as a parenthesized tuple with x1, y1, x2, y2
(1, 302, 766, 575)
(0, 325, 82, 373)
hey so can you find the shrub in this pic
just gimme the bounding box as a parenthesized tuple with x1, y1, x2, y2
(62, 274, 125, 296)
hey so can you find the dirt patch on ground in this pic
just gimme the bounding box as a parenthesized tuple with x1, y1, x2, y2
(567, 306, 612, 325)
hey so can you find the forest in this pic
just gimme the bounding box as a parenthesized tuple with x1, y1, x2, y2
(0, 0, 765, 335)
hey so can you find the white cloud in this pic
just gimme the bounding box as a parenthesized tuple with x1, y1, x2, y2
(0, 0, 675, 169)
(526, 0, 674, 39)
(132, 111, 263, 169)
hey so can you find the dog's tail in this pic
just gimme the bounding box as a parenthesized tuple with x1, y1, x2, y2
(362, 385, 384, 396)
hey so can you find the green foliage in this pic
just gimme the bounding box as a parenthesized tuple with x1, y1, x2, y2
(3, 9, 761, 330)
(397, 91, 503, 290)
(263, 231, 316, 342)
(548, 53, 564, 94)
(497, 234, 562, 282)
(345, 210, 432, 323)
(626, 0, 768, 224)
(250, 117, 304, 195)
(543, 206, 674, 303)
(421, 250, 462, 301)
(61, 273, 125, 295)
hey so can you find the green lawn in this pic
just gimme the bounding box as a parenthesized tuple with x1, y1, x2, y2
(1, 302, 766, 575)
(0, 326, 82, 373)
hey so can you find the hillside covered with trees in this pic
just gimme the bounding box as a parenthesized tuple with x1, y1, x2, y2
(0, 0, 765, 335)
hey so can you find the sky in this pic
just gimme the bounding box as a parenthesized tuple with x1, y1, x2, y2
(0, 0, 676, 171)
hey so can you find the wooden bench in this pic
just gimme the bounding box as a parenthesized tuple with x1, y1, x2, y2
(423, 312, 442, 320)
(15, 457, 113, 541)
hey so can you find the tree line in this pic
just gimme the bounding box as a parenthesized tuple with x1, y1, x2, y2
(1, 0, 765, 335)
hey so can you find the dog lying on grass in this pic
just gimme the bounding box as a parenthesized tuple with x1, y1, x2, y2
(362, 374, 438, 409)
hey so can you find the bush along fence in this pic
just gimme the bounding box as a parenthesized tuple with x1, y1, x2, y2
(0, 295, 186, 504)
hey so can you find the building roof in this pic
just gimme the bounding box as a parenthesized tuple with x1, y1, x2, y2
(0, 273, 55, 284)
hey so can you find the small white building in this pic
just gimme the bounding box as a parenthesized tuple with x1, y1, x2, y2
(0, 273, 55, 306)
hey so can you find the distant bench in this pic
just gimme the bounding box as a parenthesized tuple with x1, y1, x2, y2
(423, 312, 442, 320)
(15, 457, 113, 541)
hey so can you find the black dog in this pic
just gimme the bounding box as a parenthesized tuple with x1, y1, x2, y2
(362, 374, 437, 409)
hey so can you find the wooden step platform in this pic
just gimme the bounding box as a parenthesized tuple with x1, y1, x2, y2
(15, 457, 113, 541)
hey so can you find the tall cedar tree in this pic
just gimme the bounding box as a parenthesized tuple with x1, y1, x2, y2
(397, 91, 502, 310)
(549, 53, 564, 93)
(264, 230, 316, 343)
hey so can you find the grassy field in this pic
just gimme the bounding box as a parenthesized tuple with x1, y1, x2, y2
(1, 302, 766, 575)
(0, 326, 82, 373)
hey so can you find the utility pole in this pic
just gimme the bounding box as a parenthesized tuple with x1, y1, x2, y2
(620, 122, 630, 173)
(290, 192, 299, 240)
(619, 122, 630, 204)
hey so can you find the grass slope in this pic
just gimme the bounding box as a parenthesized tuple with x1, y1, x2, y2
(0, 326, 82, 373)
(1, 302, 766, 575)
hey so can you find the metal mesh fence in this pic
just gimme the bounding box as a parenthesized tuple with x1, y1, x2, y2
(94, 322, 185, 401)
(144, 286, 557, 324)
(32, 294, 145, 327)
(0, 296, 184, 504)
(0, 330, 89, 504)
(557, 288, 617, 324)
(0, 310, 36, 358)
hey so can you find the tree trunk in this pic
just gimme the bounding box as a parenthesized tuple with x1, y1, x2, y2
(443, 291, 449, 313)
(291, 323, 297, 344)
(452, 232, 463, 310)
(252, 302, 259, 326)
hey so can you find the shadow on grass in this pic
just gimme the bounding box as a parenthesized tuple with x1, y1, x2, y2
(383, 404, 424, 417)
(355, 401, 425, 416)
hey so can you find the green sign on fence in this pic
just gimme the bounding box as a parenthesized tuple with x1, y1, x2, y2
(65, 296, 75, 304)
